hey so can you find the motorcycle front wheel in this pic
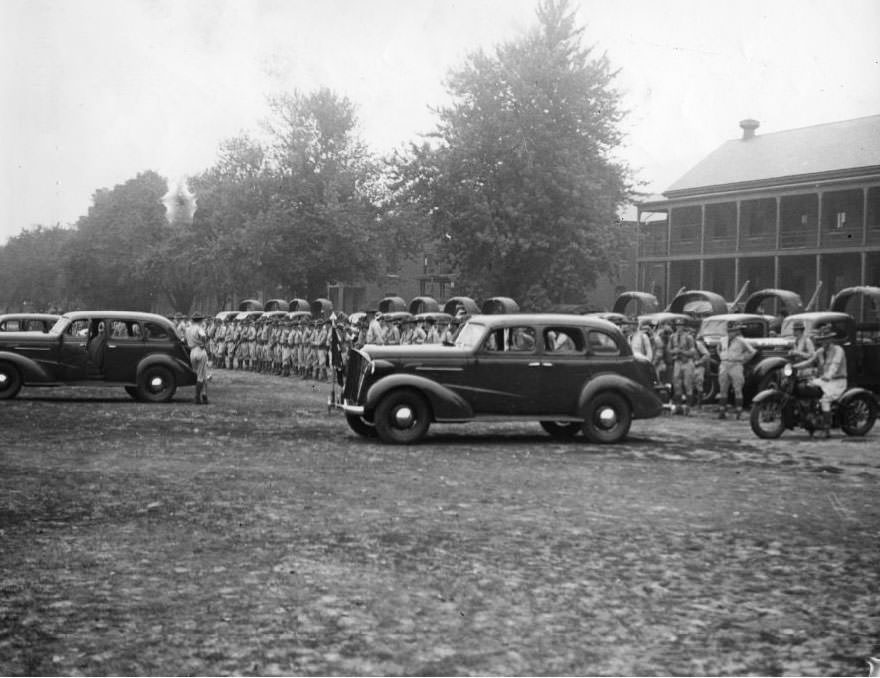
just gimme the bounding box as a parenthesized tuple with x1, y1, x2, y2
(750, 394, 786, 439)
(840, 393, 878, 437)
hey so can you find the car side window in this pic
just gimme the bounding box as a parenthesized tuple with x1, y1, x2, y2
(587, 330, 620, 356)
(482, 326, 536, 353)
(144, 323, 170, 340)
(111, 321, 144, 340)
(66, 320, 90, 337)
(544, 327, 584, 353)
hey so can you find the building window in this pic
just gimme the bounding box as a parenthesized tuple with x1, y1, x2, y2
(835, 212, 847, 230)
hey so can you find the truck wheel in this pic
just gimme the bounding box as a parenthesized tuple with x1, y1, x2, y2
(840, 393, 877, 437)
(0, 362, 22, 400)
(374, 389, 431, 444)
(540, 421, 581, 439)
(346, 413, 378, 438)
(136, 365, 177, 403)
(582, 392, 631, 444)
(749, 394, 785, 439)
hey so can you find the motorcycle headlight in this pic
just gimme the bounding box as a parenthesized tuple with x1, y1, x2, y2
(783, 363, 793, 377)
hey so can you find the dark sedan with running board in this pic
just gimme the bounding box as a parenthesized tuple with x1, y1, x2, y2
(0, 311, 196, 402)
(340, 313, 665, 444)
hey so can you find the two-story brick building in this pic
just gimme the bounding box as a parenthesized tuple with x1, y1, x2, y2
(637, 115, 880, 309)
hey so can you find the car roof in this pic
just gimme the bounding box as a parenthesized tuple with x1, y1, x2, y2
(468, 313, 621, 331)
(785, 311, 852, 322)
(701, 313, 767, 323)
(0, 313, 61, 320)
(62, 311, 175, 325)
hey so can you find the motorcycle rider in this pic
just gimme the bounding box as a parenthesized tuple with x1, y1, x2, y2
(788, 319, 816, 377)
(792, 323, 847, 438)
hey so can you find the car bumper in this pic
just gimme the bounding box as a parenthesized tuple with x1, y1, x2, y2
(340, 400, 364, 416)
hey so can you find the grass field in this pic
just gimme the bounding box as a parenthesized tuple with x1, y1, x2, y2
(2, 370, 879, 676)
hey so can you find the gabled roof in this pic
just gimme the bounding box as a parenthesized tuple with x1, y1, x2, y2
(665, 114, 880, 197)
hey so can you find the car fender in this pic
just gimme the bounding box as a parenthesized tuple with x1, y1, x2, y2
(578, 372, 663, 419)
(365, 374, 474, 421)
(136, 354, 197, 386)
(0, 350, 54, 383)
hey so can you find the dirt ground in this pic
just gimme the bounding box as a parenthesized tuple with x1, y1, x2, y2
(1, 370, 879, 676)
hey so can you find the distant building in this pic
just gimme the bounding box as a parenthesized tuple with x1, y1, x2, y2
(637, 114, 880, 308)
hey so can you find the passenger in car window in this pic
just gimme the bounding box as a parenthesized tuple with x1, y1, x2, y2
(508, 327, 535, 352)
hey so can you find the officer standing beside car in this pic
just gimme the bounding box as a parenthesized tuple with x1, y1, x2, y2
(717, 320, 756, 420)
(185, 312, 210, 404)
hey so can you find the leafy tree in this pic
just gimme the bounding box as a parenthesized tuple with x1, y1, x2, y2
(63, 171, 168, 309)
(190, 134, 273, 305)
(0, 226, 74, 312)
(395, 0, 631, 308)
(251, 89, 391, 299)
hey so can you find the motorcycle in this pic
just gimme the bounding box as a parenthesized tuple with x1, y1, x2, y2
(750, 363, 878, 439)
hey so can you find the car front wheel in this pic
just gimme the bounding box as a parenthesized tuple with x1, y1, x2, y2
(346, 413, 378, 438)
(374, 389, 431, 444)
(136, 365, 177, 403)
(0, 362, 22, 400)
(582, 392, 632, 444)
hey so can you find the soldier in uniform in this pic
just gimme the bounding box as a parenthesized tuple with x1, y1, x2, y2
(365, 312, 385, 345)
(185, 313, 210, 404)
(424, 317, 440, 344)
(668, 318, 697, 412)
(280, 320, 291, 377)
(717, 320, 757, 419)
(691, 332, 711, 409)
(315, 319, 330, 381)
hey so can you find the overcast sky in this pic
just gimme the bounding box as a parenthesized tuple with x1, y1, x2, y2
(2, 0, 879, 244)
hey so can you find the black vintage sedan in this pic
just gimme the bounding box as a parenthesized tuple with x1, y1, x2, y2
(341, 313, 664, 444)
(0, 311, 196, 401)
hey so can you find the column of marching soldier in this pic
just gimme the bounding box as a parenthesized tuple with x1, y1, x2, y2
(171, 312, 459, 382)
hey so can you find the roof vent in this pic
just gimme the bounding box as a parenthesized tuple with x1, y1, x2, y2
(739, 119, 760, 140)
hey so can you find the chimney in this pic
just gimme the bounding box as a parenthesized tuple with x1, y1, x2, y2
(739, 118, 760, 140)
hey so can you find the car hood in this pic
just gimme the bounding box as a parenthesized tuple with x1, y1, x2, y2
(360, 344, 470, 360)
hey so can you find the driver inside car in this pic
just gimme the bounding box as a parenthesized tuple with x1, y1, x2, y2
(792, 323, 847, 438)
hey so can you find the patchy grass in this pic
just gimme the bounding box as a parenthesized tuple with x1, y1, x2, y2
(1, 371, 879, 676)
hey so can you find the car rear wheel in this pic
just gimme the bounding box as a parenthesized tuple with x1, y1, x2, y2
(346, 413, 378, 438)
(540, 421, 581, 439)
(374, 388, 431, 444)
(840, 393, 877, 437)
(0, 362, 22, 400)
(136, 365, 177, 403)
(582, 392, 632, 444)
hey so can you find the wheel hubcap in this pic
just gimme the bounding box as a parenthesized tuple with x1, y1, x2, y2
(150, 376, 164, 391)
(393, 406, 414, 428)
(597, 407, 617, 429)
(0, 373, 7, 386)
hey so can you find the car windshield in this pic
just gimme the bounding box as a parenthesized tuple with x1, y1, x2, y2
(455, 322, 485, 349)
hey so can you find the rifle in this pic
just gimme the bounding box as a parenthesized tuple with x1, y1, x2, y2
(805, 280, 823, 312)
(728, 279, 750, 312)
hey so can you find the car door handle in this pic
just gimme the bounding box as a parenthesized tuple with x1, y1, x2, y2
(541, 362, 554, 367)
(528, 361, 542, 367)
(107, 344, 117, 349)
